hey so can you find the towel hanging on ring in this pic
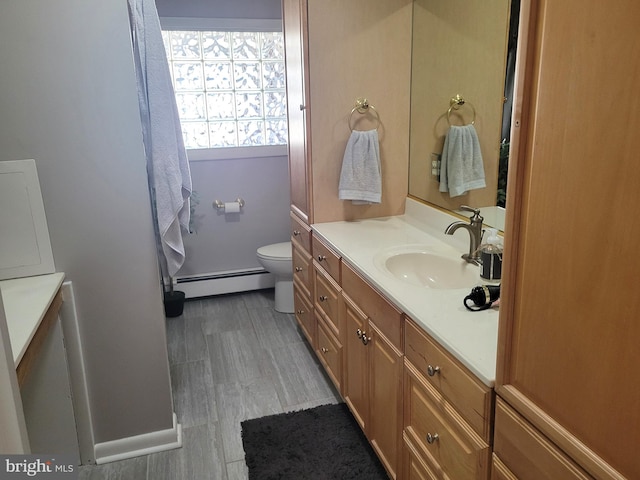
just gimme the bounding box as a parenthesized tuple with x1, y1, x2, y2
(439, 124, 486, 197)
(339, 129, 381, 204)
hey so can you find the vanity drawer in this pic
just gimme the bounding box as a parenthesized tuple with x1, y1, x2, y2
(405, 317, 492, 440)
(404, 359, 491, 480)
(312, 234, 341, 283)
(342, 261, 403, 350)
(314, 266, 341, 337)
(316, 313, 343, 392)
(294, 286, 315, 348)
(292, 242, 312, 298)
(291, 213, 311, 253)
(493, 398, 592, 480)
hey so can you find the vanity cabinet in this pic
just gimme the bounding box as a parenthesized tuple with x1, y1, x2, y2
(291, 213, 314, 347)
(311, 234, 343, 392)
(342, 261, 403, 479)
(496, 0, 640, 478)
(403, 317, 492, 480)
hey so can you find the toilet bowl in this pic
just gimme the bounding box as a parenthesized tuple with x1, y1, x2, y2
(257, 242, 293, 313)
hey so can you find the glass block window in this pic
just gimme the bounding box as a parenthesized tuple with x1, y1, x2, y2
(162, 30, 287, 149)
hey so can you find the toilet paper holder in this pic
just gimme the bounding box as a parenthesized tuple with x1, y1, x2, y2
(213, 198, 245, 211)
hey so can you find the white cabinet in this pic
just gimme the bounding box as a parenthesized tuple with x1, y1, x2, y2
(0, 159, 55, 280)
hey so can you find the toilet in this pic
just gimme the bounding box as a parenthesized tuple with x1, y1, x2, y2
(256, 242, 293, 313)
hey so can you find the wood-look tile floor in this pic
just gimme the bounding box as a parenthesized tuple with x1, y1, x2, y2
(78, 289, 341, 480)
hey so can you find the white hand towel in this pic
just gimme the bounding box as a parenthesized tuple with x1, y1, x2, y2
(128, 0, 192, 277)
(338, 129, 381, 204)
(439, 124, 486, 197)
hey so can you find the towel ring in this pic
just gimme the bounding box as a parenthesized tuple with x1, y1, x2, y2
(447, 94, 476, 126)
(348, 97, 381, 132)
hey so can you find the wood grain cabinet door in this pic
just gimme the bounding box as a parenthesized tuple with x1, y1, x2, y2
(497, 0, 640, 478)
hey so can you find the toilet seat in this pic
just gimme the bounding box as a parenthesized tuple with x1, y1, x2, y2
(257, 242, 292, 261)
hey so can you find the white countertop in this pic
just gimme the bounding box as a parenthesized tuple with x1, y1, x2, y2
(0, 272, 65, 366)
(312, 199, 499, 386)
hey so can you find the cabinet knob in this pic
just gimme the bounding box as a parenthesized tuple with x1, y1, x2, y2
(293, 230, 301, 236)
(321, 347, 329, 353)
(426, 433, 439, 444)
(427, 365, 441, 377)
(299, 104, 306, 110)
(356, 328, 363, 338)
(317, 255, 326, 262)
(361, 334, 371, 346)
(296, 309, 305, 315)
(319, 295, 328, 302)
(295, 266, 303, 272)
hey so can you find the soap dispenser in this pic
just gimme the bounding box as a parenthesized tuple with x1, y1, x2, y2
(479, 228, 503, 281)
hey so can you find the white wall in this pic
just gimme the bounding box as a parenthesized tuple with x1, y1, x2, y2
(156, 0, 282, 19)
(180, 155, 290, 277)
(157, 0, 291, 286)
(0, 0, 174, 447)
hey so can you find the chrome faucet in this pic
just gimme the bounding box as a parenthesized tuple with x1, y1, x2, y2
(445, 206, 484, 266)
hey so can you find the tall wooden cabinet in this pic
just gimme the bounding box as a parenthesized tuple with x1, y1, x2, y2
(282, 0, 412, 226)
(496, 1, 640, 479)
(282, 0, 312, 224)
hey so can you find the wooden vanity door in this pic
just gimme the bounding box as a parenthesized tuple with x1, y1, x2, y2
(497, 1, 640, 479)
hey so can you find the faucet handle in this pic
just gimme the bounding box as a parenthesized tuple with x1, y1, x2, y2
(459, 205, 480, 215)
(459, 205, 483, 222)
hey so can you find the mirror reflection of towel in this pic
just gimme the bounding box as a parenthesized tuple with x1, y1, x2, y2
(338, 129, 381, 204)
(439, 125, 486, 197)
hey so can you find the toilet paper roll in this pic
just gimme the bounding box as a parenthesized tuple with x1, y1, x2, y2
(224, 201, 240, 213)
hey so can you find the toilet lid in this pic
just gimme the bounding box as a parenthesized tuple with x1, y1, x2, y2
(257, 242, 292, 260)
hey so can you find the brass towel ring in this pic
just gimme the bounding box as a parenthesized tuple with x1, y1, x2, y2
(447, 94, 476, 126)
(348, 97, 381, 132)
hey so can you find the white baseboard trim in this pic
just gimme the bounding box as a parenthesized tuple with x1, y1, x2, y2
(94, 413, 182, 465)
(175, 270, 275, 299)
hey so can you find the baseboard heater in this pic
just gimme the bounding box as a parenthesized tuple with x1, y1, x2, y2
(175, 268, 275, 299)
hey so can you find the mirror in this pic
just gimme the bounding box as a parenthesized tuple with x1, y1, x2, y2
(408, 0, 520, 231)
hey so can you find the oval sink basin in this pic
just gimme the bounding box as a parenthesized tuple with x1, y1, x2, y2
(379, 250, 479, 289)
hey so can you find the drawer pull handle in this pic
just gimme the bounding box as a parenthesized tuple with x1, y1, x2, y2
(319, 295, 328, 302)
(356, 329, 363, 338)
(293, 230, 301, 236)
(321, 347, 329, 353)
(426, 433, 439, 444)
(317, 255, 326, 262)
(295, 266, 303, 272)
(427, 365, 441, 377)
(361, 334, 370, 346)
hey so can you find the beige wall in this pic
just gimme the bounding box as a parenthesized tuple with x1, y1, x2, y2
(307, 0, 413, 223)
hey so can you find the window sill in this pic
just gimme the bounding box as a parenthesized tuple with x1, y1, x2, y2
(186, 145, 288, 162)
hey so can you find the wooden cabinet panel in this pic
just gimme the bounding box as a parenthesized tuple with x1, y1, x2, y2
(290, 212, 312, 252)
(342, 261, 402, 349)
(404, 360, 490, 480)
(312, 235, 341, 283)
(497, 1, 640, 478)
(342, 294, 369, 431)
(282, 0, 311, 223)
(405, 317, 492, 440)
(493, 398, 592, 480)
(316, 315, 343, 392)
(293, 286, 314, 348)
(490, 454, 517, 480)
(403, 434, 439, 480)
(313, 267, 341, 337)
(369, 322, 403, 479)
(292, 243, 312, 298)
